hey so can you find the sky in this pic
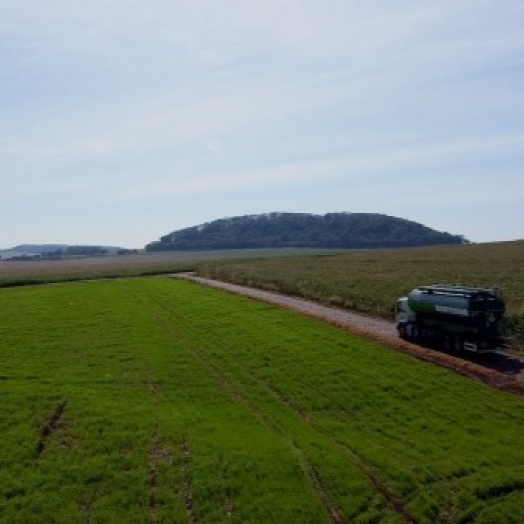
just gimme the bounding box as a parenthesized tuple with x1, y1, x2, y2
(1, 1, 523, 248)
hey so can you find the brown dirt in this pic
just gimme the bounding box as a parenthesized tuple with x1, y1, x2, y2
(181, 439, 197, 524)
(36, 400, 68, 456)
(149, 423, 159, 524)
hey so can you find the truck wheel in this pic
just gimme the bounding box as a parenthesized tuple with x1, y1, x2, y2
(406, 323, 418, 340)
(443, 335, 454, 352)
(398, 324, 407, 339)
(455, 336, 464, 352)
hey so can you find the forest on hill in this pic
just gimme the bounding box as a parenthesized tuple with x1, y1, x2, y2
(146, 212, 467, 251)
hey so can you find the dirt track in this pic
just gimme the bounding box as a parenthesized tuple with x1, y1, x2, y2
(171, 274, 524, 397)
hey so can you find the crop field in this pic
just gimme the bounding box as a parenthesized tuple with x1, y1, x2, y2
(0, 249, 330, 288)
(197, 241, 524, 343)
(1, 277, 524, 523)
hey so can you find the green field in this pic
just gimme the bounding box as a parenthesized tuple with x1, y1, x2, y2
(1, 277, 524, 523)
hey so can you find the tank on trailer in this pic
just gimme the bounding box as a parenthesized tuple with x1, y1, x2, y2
(395, 284, 505, 352)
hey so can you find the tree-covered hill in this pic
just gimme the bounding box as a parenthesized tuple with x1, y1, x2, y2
(146, 212, 467, 251)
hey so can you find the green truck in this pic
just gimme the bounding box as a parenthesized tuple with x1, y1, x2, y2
(395, 284, 506, 352)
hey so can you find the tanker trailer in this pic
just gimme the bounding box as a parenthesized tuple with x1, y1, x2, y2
(395, 284, 505, 352)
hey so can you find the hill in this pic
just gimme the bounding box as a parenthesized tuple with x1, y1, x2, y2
(0, 244, 125, 260)
(146, 212, 467, 251)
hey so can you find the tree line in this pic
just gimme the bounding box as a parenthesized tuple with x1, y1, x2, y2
(146, 212, 467, 251)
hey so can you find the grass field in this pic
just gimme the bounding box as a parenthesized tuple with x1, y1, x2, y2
(1, 277, 524, 523)
(197, 241, 524, 343)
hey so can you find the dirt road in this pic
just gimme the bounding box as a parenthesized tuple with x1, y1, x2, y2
(171, 274, 524, 396)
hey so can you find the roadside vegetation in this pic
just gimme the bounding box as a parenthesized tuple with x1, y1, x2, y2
(197, 241, 524, 345)
(1, 278, 524, 523)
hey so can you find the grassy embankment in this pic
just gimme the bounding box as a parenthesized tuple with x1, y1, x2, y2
(1, 277, 524, 523)
(197, 241, 524, 344)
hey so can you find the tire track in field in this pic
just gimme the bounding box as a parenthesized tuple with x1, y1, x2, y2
(218, 353, 419, 524)
(36, 400, 68, 456)
(140, 287, 416, 524)
(147, 363, 162, 524)
(129, 290, 204, 523)
(224, 491, 235, 522)
(127, 290, 196, 524)
(293, 446, 348, 524)
(171, 274, 524, 397)
(181, 438, 197, 524)
(149, 421, 175, 524)
(149, 423, 159, 524)
(191, 323, 416, 524)
(150, 284, 416, 523)
(186, 339, 346, 524)
(144, 280, 419, 520)
(139, 314, 186, 524)
(335, 442, 419, 524)
(137, 287, 348, 524)
(256, 381, 420, 524)
(179, 332, 347, 524)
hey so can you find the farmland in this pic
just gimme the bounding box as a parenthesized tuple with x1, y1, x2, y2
(0, 249, 333, 287)
(0, 249, 325, 288)
(1, 277, 524, 523)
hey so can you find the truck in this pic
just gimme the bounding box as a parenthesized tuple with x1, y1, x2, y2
(395, 284, 506, 352)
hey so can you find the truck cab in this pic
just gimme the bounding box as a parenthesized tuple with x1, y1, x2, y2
(395, 297, 417, 338)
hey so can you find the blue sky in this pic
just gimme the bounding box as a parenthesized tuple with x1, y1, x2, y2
(1, 1, 523, 248)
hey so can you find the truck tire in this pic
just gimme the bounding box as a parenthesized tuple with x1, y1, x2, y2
(455, 336, 464, 352)
(406, 322, 418, 340)
(443, 335, 454, 352)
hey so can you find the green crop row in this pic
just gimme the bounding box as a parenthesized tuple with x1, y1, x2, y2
(1, 278, 524, 522)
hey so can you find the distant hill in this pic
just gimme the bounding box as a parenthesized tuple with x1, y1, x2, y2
(6, 244, 69, 254)
(146, 212, 467, 251)
(0, 244, 127, 260)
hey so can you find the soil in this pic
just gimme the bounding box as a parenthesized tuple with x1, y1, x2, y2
(36, 400, 68, 456)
